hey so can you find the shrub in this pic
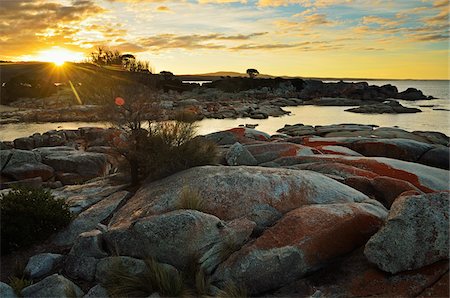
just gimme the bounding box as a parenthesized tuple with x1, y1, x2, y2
(0, 187, 72, 255)
(177, 186, 205, 212)
(135, 119, 217, 182)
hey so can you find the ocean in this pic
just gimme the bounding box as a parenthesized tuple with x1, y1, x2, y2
(1, 80, 449, 141)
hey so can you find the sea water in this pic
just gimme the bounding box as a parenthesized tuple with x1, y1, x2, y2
(1, 80, 449, 140)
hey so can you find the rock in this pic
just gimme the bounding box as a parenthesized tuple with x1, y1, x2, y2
(419, 146, 450, 170)
(52, 177, 128, 213)
(204, 128, 270, 145)
(244, 142, 316, 164)
(213, 201, 387, 294)
(413, 131, 449, 146)
(273, 248, 449, 297)
(2, 163, 54, 181)
(0, 282, 18, 298)
(83, 285, 109, 298)
(160, 100, 174, 109)
(278, 124, 316, 136)
(64, 255, 99, 281)
(178, 98, 199, 106)
(225, 142, 258, 166)
(95, 256, 147, 284)
(110, 166, 369, 227)
(247, 204, 282, 231)
(371, 176, 423, 208)
(24, 253, 63, 279)
(345, 101, 422, 114)
(314, 145, 362, 156)
(70, 230, 108, 258)
(21, 274, 84, 297)
(39, 148, 111, 181)
(364, 192, 449, 274)
(396, 88, 428, 100)
(53, 191, 130, 246)
(13, 137, 35, 150)
(270, 155, 449, 193)
(105, 210, 255, 272)
(1, 177, 43, 189)
(2, 150, 41, 169)
(56, 172, 84, 185)
(349, 138, 433, 162)
(418, 271, 449, 297)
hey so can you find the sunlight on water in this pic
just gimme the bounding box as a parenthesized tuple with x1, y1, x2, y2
(1, 80, 449, 141)
(197, 105, 450, 135)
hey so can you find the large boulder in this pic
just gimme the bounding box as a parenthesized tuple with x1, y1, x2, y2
(2, 162, 54, 181)
(244, 142, 316, 164)
(21, 274, 84, 297)
(51, 176, 128, 214)
(396, 88, 428, 100)
(274, 248, 449, 297)
(270, 155, 449, 193)
(110, 166, 369, 227)
(35, 147, 111, 181)
(225, 142, 258, 166)
(1, 149, 41, 170)
(105, 210, 255, 272)
(213, 201, 387, 294)
(348, 138, 433, 162)
(204, 128, 270, 145)
(53, 191, 130, 246)
(364, 192, 449, 274)
(345, 101, 422, 114)
(24, 253, 63, 279)
(418, 146, 450, 170)
(0, 282, 17, 298)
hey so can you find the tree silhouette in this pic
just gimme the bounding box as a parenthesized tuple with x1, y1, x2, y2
(246, 68, 259, 78)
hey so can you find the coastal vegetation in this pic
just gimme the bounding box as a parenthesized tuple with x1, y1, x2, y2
(0, 187, 72, 255)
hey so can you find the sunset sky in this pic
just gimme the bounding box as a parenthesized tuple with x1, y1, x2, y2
(0, 0, 448, 79)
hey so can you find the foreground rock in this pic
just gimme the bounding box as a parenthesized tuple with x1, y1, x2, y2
(110, 166, 369, 227)
(24, 253, 63, 279)
(364, 192, 449, 274)
(53, 190, 130, 246)
(21, 274, 84, 297)
(105, 210, 255, 272)
(0, 282, 17, 298)
(213, 201, 387, 294)
(273, 248, 448, 297)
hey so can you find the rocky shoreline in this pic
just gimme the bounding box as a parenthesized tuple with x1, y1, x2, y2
(1, 123, 449, 297)
(0, 79, 432, 124)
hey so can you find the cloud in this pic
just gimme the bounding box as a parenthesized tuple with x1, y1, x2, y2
(198, 0, 247, 3)
(0, 0, 111, 57)
(156, 6, 173, 12)
(231, 40, 344, 51)
(361, 16, 402, 27)
(257, 0, 352, 8)
(137, 32, 267, 51)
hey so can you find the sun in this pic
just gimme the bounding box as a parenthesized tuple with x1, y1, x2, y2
(35, 46, 84, 66)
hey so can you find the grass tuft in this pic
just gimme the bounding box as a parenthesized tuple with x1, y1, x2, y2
(102, 257, 185, 297)
(218, 282, 248, 298)
(8, 276, 33, 296)
(177, 186, 206, 212)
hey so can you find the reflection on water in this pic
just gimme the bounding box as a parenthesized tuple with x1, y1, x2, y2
(197, 105, 450, 135)
(1, 105, 449, 141)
